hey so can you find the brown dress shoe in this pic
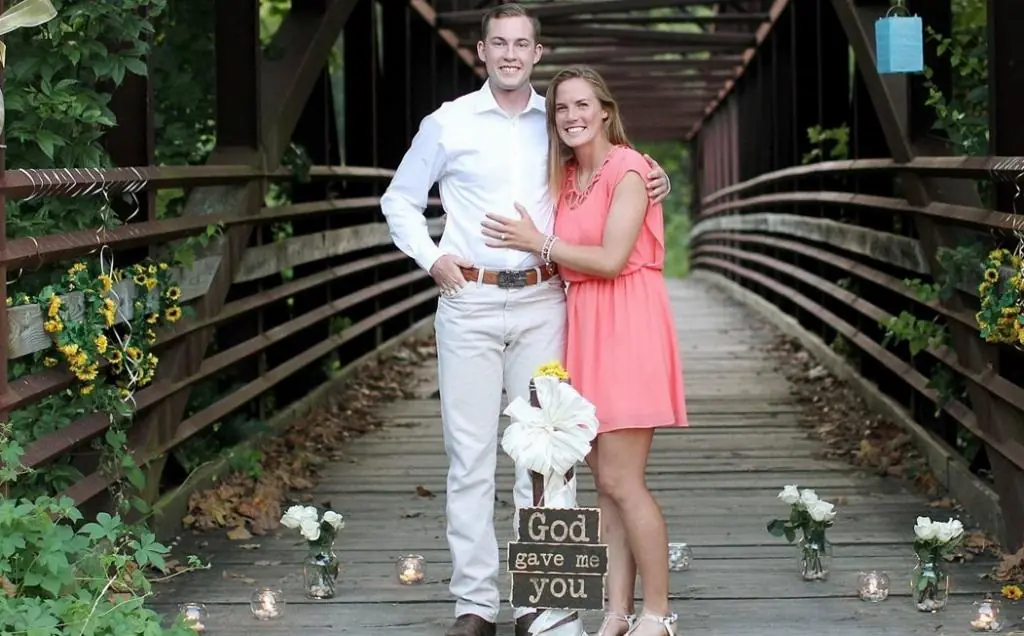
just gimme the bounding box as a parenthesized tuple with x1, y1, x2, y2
(445, 614, 497, 636)
(515, 611, 579, 636)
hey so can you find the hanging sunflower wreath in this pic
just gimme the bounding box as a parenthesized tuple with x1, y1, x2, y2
(35, 257, 185, 413)
(975, 248, 1024, 345)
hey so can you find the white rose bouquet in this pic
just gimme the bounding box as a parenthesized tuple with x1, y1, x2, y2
(280, 506, 346, 599)
(910, 516, 963, 612)
(281, 505, 346, 544)
(912, 516, 964, 560)
(767, 485, 838, 580)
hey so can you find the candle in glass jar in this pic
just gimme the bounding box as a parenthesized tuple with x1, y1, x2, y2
(396, 554, 426, 584)
(250, 588, 285, 620)
(667, 542, 693, 572)
(178, 602, 208, 633)
(970, 597, 1003, 632)
(857, 571, 890, 602)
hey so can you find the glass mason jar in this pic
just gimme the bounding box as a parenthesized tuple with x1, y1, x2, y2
(911, 558, 949, 612)
(668, 542, 693, 572)
(797, 536, 832, 581)
(303, 531, 340, 599)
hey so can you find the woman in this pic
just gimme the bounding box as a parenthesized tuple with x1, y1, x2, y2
(480, 66, 688, 636)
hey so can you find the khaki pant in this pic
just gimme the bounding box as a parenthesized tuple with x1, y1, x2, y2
(434, 276, 567, 622)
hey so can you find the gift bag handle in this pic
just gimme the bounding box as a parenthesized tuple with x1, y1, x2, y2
(885, 1, 910, 18)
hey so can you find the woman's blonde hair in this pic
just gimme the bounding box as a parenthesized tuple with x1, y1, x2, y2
(544, 65, 631, 199)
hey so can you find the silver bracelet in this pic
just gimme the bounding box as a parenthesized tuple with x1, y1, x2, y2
(541, 234, 558, 264)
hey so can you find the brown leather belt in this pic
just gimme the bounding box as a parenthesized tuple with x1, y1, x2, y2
(460, 264, 558, 289)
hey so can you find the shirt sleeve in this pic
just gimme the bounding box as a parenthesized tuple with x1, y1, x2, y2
(380, 114, 448, 274)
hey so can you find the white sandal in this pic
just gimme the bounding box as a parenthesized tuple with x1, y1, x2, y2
(597, 612, 635, 636)
(626, 611, 678, 636)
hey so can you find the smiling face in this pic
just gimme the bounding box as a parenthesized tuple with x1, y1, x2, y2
(553, 77, 609, 149)
(477, 15, 542, 93)
(544, 66, 630, 195)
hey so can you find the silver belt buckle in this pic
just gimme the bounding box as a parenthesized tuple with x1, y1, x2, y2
(496, 269, 529, 289)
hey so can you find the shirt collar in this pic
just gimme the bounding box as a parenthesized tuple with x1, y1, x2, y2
(474, 80, 546, 115)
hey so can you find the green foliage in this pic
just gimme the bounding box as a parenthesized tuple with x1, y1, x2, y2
(150, 0, 215, 169)
(663, 212, 691, 279)
(917, 5, 990, 424)
(0, 426, 206, 635)
(922, 0, 988, 156)
(4, 0, 166, 241)
(882, 245, 983, 415)
(3, 0, 185, 495)
(633, 140, 691, 278)
(801, 124, 850, 164)
(830, 334, 859, 367)
(881, 312, 948, 357)
(260, 0, 292, 44)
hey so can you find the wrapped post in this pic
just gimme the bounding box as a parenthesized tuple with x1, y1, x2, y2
(529, 378, 574, 507)
(502, 363, 605, 636)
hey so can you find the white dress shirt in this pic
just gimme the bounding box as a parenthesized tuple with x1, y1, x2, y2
(380, 81, 553, 273)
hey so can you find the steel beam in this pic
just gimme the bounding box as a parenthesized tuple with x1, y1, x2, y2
(261, 0, 360, 163)
(551, 13, 770, 25)
(686, 0, 791, 139)
(533, 58, 743, 72)
(540, 25, 756, 47)
(438, 0, 736, 24)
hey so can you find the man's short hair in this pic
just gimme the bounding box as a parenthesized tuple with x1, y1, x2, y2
(480, 3, 541, 41)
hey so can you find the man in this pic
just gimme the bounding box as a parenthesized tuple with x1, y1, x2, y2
(380, 4, 670, 635)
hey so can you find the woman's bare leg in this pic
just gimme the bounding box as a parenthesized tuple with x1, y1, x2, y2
(594, 428, 672, 633)
(586, 438, 637, 635)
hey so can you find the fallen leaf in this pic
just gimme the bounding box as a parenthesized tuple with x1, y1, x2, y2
(764, 334, 937, 501)
(227, 526, 252, 541)
(238, 543, 261, 550)
(254, 560, 282, 567)
(222, 570, 258, 585)
(176, 336, 437, 538)
(994, 547, 1024, 582)
(416, 485, 435, 499)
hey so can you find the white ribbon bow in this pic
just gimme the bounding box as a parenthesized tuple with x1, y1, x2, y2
(529, 610, 586, 636)
(0, 0, 58, 68)
(501, 375, 599, 480)
(0, 0, 58, 138)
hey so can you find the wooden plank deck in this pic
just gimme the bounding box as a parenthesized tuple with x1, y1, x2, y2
(154, 277, 1005, 634)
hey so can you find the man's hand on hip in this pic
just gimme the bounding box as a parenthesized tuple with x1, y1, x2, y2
(430, 254, 474, 296)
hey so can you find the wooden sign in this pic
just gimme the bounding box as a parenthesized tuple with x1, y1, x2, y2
(517, 507, 601, 545)
(506, 378, 606, 614)
(508, 506, 608, 611)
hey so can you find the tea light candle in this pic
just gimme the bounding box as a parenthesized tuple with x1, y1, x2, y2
(396, 554, 426, 584)
(178, 602, 208, 633)
(970, 596, 1003, 632)
(668, 543, 693, 572)
(250, 587, 285, 620)
(857, 571, 890, 602)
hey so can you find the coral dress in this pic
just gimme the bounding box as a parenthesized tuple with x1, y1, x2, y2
(554, 146, 688, 433)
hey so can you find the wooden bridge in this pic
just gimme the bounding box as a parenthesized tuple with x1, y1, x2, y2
(3, 0, 1024, 634)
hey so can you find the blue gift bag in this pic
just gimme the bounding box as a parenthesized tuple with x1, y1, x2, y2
(875, 14, 924, 74)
